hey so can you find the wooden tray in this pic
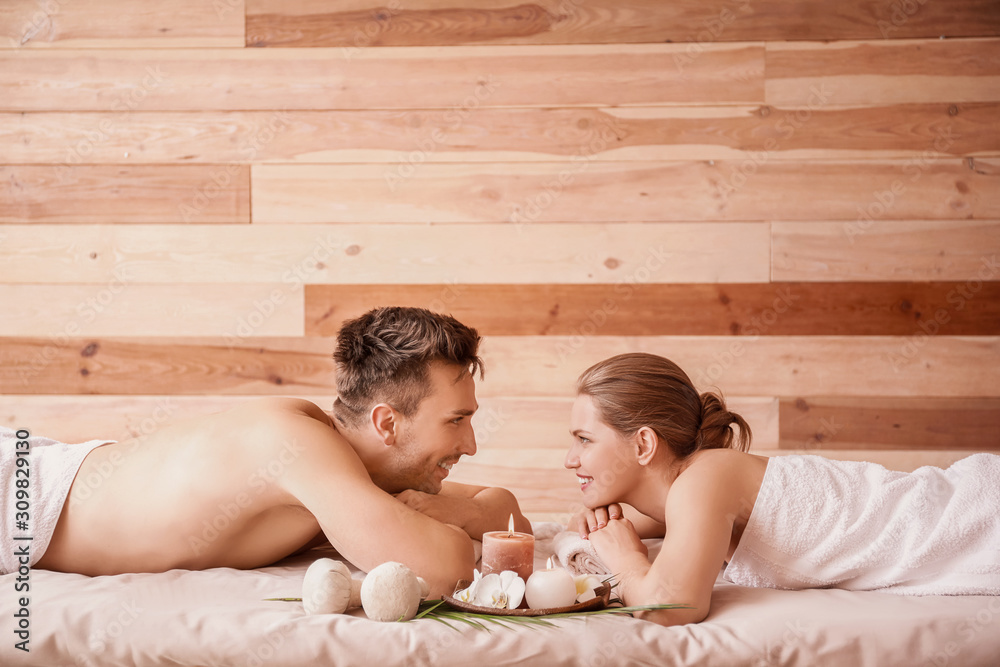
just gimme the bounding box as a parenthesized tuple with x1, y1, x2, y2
(443, 579, 612, 616)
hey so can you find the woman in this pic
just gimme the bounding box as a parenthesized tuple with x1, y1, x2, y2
(565, 353, 1000, 627)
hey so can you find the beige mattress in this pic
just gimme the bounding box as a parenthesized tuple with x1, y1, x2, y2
(3, 523, 999, 667)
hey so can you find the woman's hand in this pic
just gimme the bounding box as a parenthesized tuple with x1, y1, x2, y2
(569, 503, 624, 538)
(588, 516, 649, 577)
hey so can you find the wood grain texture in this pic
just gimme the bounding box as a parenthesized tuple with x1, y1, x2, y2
(0, 44, 763, 111)
(773, 220, 1000, 281)
(0, 223, 770, 285)
(304, 283, 1000, 337)
(476, 336, 1000, 398)
(0, 337, 335, 396)
(4, 336, 997, 397)
(0, 394, 778, 450)
(245, 0, 1000, 47)
(779, 397, 1000, 450)
(0, 285, 304, 337)
(1, 0, 244, 48)
(766, 38, 1000, 105)
(0, 166, 249, 223)
(252, 160, 999, 223)
(4, 104, 999, 164)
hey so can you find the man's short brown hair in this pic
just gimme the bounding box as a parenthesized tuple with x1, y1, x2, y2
(332, 306, 484, 428)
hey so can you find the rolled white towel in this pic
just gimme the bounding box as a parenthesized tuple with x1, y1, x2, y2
(551, 530, 611, 576)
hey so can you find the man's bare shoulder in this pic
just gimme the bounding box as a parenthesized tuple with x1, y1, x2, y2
(228, 397, 335, 427)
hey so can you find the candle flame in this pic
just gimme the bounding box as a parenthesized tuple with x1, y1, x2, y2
(546, 556, 554, 569)
(507, 513, 515, 537)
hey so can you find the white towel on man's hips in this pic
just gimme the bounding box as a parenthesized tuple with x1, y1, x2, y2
(1, 427, 113, 575)
(724, 453, 1000, 595)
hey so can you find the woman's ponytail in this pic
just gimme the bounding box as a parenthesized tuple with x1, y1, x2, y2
(695, 391, 752, 452)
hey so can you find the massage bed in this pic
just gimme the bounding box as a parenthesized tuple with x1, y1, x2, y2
(4, 522, 998, 667)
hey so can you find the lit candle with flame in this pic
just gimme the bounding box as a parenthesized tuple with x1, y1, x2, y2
(480, 514, 534, 581)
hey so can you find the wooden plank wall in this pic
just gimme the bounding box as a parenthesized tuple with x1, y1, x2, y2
(2, 1, 999, 521)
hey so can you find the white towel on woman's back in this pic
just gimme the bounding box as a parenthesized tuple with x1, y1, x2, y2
(724, 453, 1000, 595)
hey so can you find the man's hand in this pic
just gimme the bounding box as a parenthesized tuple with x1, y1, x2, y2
(396, 483, 531, 540)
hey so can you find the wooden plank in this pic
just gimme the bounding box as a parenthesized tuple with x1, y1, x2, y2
(0, 394, 777, 450)
(0, 395, 297, 443)
(773, 220, 1000, 282)
(1, 0, 244, 48)
(253, 160, 1000, 223)
(0, 223, 770, 285)
(305, 283, 1000, 337)
(245, 0, 1000, 46)
(0, 285, 304, 338)
(476, 336, 1000, 398)
(779, 397, 1000, 450)
(0, 44, 764, 111)
(0, 337, 335, 396)
(0, 166, 249, 223)
(3, 336, 997, 397)
(767, 38, 1000, 105)
(4, 104, 999, 164)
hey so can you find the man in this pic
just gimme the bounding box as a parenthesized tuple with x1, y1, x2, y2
(13, 307, 529, 596)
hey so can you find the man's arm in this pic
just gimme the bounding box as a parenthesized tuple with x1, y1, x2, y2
(274, 412, 476, 597)
(396, 482, 532, 540)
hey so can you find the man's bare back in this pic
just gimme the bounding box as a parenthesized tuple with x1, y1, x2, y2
(37, 398, 334, 576)
(35, 386, 529, 597)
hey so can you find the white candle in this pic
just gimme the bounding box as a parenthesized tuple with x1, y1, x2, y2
(525, 557, 577, 609)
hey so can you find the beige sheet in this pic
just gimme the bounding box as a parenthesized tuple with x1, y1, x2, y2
(3, 525, 999, 667)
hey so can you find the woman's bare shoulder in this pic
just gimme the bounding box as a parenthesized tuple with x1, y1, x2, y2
(668, 449, 768, 510)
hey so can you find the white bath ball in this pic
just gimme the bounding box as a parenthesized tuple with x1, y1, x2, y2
(302, 558, 354, 615)
(360, 562, 422, 622)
